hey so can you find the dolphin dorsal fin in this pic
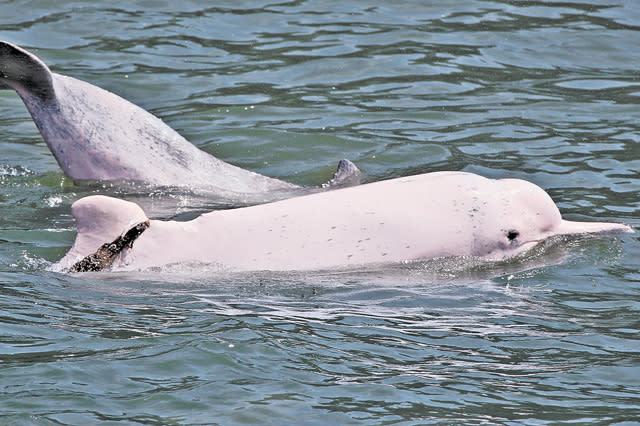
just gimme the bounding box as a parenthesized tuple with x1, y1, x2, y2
(322, 159, 362, 188)
(55, 195, 149, 271)
(0, 40, 55, 101)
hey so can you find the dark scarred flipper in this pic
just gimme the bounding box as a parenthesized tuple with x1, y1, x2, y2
(70, 220, 150, 272)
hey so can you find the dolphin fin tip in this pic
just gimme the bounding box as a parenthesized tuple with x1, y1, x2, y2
(0, 40, 54, 100)
(322, 159, 362, 188)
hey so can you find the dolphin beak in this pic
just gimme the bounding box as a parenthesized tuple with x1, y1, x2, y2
(554, 219, 634, 236)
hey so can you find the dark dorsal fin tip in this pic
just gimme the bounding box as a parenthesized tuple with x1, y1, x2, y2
(0, 40, 55, 101)
(322, 159, 362, 188)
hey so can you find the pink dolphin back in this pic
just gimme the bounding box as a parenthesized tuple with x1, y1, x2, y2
(55, 171, 633, 273)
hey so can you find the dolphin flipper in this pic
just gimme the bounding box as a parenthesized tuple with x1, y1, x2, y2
(322, 159, 362, 188)
(0, 41, 54, 101)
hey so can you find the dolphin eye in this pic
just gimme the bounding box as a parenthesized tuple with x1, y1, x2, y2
(507, 230, 519, 241)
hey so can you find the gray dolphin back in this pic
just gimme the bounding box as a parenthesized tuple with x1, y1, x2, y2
(0, 40, 299, 194)
(1, 40, 360, 197)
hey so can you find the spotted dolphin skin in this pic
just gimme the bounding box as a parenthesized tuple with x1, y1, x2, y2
(0, 40, 359, 195)
(55, 171, 633, 273)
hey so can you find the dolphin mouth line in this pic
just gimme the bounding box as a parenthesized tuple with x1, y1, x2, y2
(510, 239, 542, 256)
(70, 220, 151, 272)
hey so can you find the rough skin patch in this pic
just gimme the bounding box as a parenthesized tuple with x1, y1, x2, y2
(70, 220, 150, 272)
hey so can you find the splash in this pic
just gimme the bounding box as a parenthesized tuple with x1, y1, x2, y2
(0, 164, 34, 183)
(10, 250, 52, 271)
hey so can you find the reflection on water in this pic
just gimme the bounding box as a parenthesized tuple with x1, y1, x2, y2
(1, 0, 639, 423)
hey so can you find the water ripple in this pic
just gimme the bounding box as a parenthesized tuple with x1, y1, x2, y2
(1, 0, 640, 423)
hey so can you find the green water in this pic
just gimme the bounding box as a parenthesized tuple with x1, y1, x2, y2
(1, 1, 639, 424)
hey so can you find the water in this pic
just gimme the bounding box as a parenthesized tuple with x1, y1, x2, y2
(1, 0, 639, 423)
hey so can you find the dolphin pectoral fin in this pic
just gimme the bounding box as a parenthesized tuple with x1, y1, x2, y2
(55, 195, 150, 271)
(322, 159, 362, 188)
(0, 40, 55, 102)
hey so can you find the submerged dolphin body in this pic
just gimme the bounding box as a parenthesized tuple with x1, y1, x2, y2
(0, 40, 359, 195)
(55, 171, 633, 273)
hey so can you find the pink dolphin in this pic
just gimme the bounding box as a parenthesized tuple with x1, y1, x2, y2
(55, 171, 633, 273)
(0, 40, 359, 195)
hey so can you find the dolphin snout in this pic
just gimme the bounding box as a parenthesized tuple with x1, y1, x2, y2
(555, 220, 634, 236)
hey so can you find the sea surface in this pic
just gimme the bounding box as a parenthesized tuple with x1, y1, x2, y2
(1, 1, 639, 424)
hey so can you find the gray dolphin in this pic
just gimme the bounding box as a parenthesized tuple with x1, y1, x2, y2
(0, 40, 359, 195)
